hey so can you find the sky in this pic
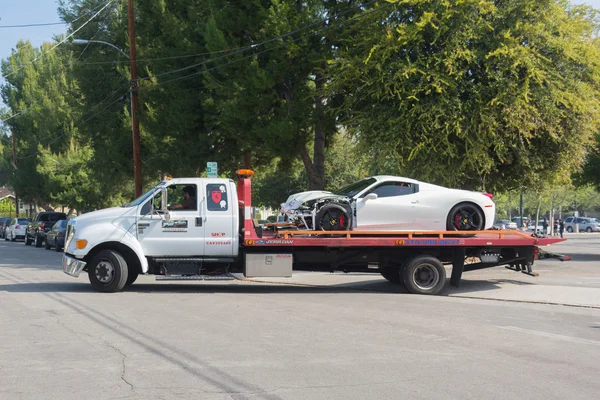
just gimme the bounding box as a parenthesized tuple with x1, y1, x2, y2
(1, 0, 600, 110)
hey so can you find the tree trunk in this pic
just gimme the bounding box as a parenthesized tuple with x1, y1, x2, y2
(313, 74, 326, 190)
(67, 208, 75, 216)
(243, 150, 252, 169)
(300, 144, 322, 189)
(535, 201, 541, 234)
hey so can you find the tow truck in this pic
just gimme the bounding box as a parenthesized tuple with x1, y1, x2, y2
(62, 170, 565, 294)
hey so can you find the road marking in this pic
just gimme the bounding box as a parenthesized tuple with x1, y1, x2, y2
(498, 326, 600, 347)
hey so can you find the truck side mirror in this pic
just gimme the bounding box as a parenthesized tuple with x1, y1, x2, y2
(160, 187, 170, 222)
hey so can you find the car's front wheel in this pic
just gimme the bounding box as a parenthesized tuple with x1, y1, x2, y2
(447, 203, 484, 231)
(315, 203, 351, 231)
(567, 226, 573, 233)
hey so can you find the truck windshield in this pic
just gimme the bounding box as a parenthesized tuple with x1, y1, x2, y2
(335, 178, 377, 197)
(123, 188, 156, 207)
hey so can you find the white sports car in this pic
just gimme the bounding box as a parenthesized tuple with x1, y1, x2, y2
(280, 176, 496, 232)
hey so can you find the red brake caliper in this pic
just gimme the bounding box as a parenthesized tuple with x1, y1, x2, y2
(339, 215, 345, 228)
(454, 214, 461, 228)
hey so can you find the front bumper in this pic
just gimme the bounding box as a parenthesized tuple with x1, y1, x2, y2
(63, 254, 87, 278)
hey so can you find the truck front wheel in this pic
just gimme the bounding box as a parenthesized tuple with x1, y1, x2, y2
(88, 250, 129, 293)
(402, 256, 446, 295)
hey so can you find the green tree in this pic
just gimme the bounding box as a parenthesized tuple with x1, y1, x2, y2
(333, 0, 600, 192)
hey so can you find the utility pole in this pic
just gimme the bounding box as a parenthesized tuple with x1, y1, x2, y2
(12, 133, 19, 217)
(128, 0, 142, 197)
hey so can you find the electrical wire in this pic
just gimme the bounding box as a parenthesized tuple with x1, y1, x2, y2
(140, 0, 393, 90)
(138, 0, 380, 83)
(0, 22, 67, 28)
(4, 0, 116, 79)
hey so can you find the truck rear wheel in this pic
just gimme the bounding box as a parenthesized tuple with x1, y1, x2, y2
(34, 233, 43, 248)
(402, 256, 446, 295)
(88, 250, 129, 293)
(25, 233, 32, 245)
(380, 268, 401, 284)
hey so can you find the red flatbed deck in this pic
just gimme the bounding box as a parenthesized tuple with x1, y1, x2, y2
(244, 230, 565, 248)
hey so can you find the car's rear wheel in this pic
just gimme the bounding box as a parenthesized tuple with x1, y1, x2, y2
(45, 238, 51, 250)
(315, 203, 351, 231)
(447, 203, 484, 231)
(25, 233, 32, 245)
(567, 226, 573, 233)
(586, 227, 592, 233)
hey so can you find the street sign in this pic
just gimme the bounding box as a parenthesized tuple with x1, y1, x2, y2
(207, 162, 218, 178)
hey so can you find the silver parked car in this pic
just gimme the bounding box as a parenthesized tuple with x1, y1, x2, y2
(564, 216, 600, 233)
(493, 220, 518, 230)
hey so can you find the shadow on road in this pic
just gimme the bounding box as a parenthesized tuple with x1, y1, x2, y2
(442, 278, 535, 296)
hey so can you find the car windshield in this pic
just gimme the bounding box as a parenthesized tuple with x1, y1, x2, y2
(335, 178, 377, 197)
(123, 187, 157, 207)
(18, 219, 29, 224)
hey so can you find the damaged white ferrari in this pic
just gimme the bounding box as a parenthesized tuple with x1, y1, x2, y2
(280, 176, 496, 232)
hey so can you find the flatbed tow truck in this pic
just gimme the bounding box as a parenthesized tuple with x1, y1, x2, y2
(62, 170, 566, 295)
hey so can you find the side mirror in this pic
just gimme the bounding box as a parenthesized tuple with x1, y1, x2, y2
(363, 193, 378, 201)
(160, 187, 170, 222)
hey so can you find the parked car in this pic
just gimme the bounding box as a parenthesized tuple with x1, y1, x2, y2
(25, 211, 67, 247)
(5, 218, 30, 241)
(281, 176, 496, 231)
(511, 216, 530, 228)
(44, 219, 68, 251)
(493, 219, 518, 230)
(0, 216, 10, 239)
(564, 216, 600, 233)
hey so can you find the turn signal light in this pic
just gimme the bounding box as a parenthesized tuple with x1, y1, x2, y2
(75, 239, 88, 249)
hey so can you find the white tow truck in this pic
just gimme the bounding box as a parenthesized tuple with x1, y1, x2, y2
(62, 170, 565, 294)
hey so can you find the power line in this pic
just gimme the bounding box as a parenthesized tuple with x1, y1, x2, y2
(4, 0, 116, 79)
(138, 0, 380, 83)
(0, 22, 67, 28)
(141, 0, 392, 90)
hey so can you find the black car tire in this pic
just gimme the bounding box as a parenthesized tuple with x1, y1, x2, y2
(25, 233, 32, 245)
(315, 203, 351, 231)
(34, 233, 43, 248)
(45, 238, 52, 250)
(11, 232, 16, 242)
(447, 203, 484, 231)
(55, 243, 63, 252)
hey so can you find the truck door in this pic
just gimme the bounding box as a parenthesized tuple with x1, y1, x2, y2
(202, 181, 235, 257)
(136, 184, 205, 257)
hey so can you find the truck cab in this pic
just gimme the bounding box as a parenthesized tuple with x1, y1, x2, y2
(62, 177, 239, 291)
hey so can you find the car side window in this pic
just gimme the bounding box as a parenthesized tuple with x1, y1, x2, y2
(368, 182, 415, 198)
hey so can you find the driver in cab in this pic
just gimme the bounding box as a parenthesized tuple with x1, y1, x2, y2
(169, 186, 197, 210)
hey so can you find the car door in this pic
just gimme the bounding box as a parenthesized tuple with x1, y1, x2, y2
(202, 181, 235, 257)
(355, 182, 418, 230)
(136, 184, 206, 257)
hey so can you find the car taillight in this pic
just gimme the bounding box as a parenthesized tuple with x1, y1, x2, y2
(483, 192, 493, 201)
(40, 223, 45, 230)
(15, 225, 20, 229)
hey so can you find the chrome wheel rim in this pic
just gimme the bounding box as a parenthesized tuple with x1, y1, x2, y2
(412, 263, 440, 291)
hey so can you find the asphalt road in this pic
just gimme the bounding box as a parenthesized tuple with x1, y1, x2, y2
(1, 235, 599, 400)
